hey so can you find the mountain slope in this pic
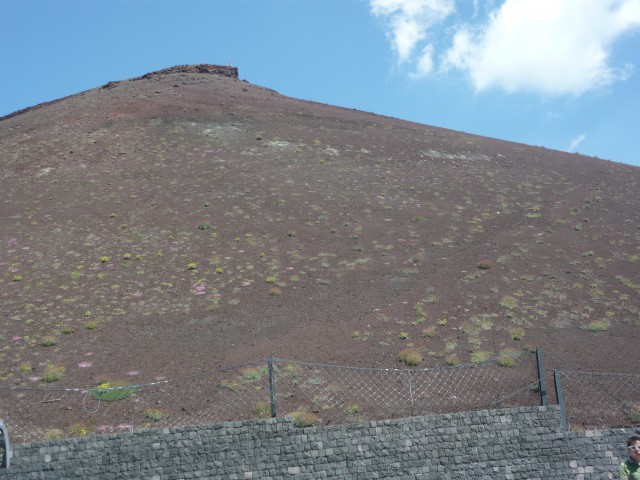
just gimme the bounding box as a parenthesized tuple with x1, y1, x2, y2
(1, 66, 639, 389)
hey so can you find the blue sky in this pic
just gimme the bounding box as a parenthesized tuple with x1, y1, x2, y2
(2, 0, 639, 166)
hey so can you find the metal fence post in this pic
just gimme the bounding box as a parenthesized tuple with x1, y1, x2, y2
(268, 355, 277, 418)
(554, 369, 568, 432)
(0, 418, 10, 469)
(407, 370, 415, 417)
(535, 347, 547, 406)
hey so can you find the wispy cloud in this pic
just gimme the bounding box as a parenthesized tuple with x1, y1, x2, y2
(370, 0, 455, 63)
(372, 0, 640, 95)
(567, 133, 587, 152)
(410, 44, 435, 77)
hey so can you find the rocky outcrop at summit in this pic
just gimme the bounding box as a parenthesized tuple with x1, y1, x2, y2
(134, 64, 238, 80)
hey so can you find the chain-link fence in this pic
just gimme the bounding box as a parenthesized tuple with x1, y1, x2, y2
(0, 352, 540, 444)
(0, 360, 272, 444)
(271, 353, 539, 424)
(554, 370, 640, 430)
(1, 351, 636, 444)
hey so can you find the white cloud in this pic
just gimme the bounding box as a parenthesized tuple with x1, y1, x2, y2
(411, 44, 436, 77)
(370, 0, 455, 63)
(444, 0, 640, 95)
(372, 0, 640, 95)
(567, 133, 587, 152)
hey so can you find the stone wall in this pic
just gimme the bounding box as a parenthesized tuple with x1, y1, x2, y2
(0, 406, 633, 479)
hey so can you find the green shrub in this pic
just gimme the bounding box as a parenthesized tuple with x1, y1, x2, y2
(91, 381, 139, 401)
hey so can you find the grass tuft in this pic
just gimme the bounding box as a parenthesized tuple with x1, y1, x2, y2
(584, 320, 610, 332)
(470, 351, 492, 363)
(397, 348, 422, 366)
(510, 327, 525, 341)
(345, 403, 361, 415)
(288, 407, 318, 427)
(422, 327, 436, 338)
(255, 400, 271, 419)
(445, 354, 460, 366)
(144, 408, 165, 421)
(627, 403, 640, 424)
(500, 295, 518, 309)
(242, 367, 266, 381)
(40, 335, 57, 347)
(42, 361, 65, 383)
(68, 423, 94, 437)
(477, 259, 493, 270)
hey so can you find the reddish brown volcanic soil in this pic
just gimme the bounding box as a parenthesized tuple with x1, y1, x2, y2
(1, 66, 639, 430)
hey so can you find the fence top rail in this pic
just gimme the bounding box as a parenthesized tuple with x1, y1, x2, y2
(0, 353, 533, 394)
(557, 370, 640, 378)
